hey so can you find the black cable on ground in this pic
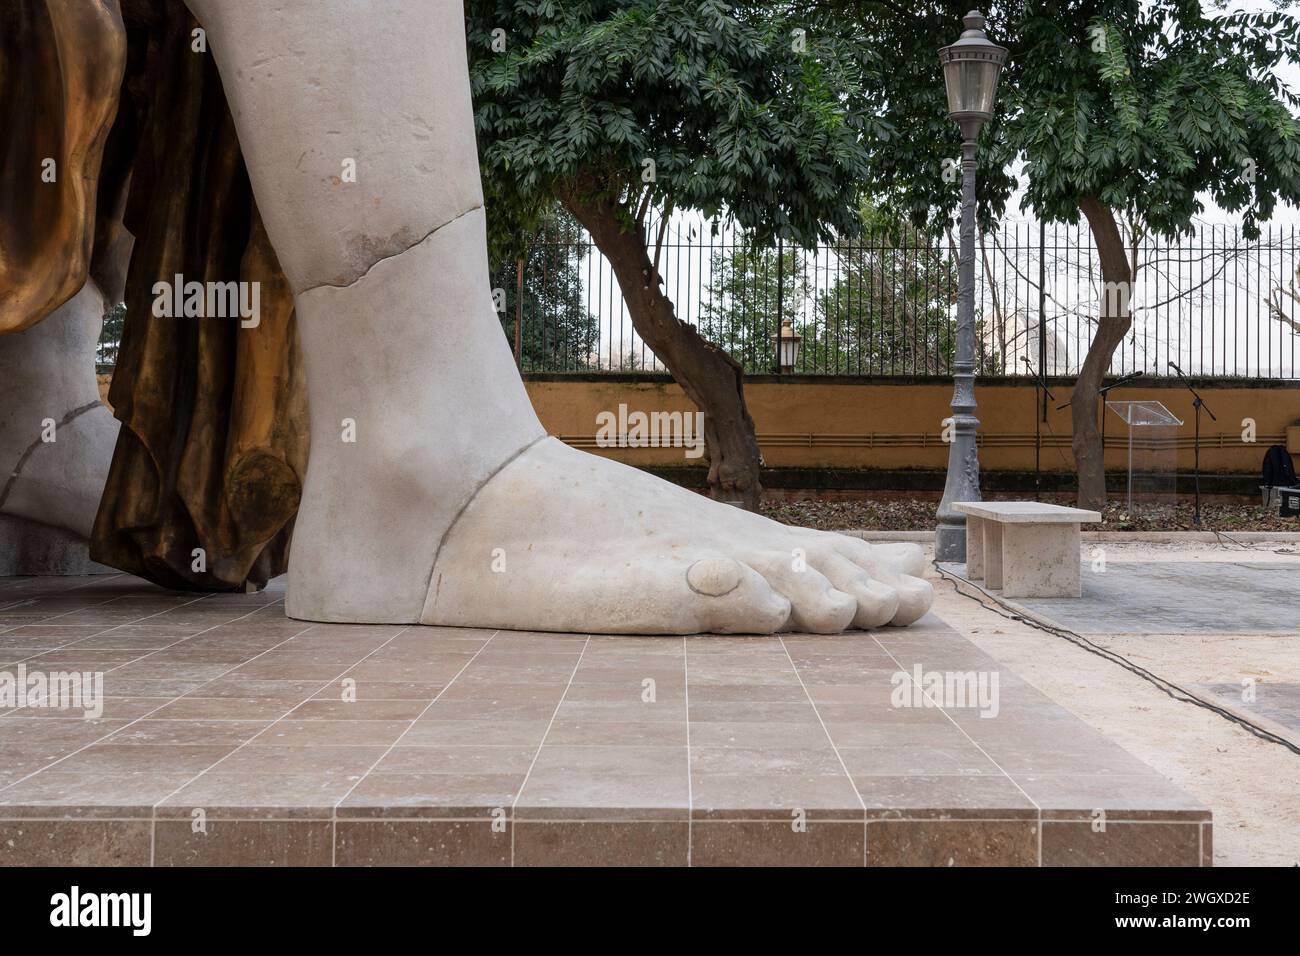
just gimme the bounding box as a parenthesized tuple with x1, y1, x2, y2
(932, 560, 1300, 757)
(1210, 528, 1296, 555)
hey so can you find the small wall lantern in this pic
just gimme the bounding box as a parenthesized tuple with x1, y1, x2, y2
(771, 317, 803, 374)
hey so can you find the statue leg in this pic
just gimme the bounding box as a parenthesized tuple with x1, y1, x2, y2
(0, 280, 119, 540)
(185, 0, 932, 633)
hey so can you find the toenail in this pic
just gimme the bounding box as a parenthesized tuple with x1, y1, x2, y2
(686, 558, 743, 597)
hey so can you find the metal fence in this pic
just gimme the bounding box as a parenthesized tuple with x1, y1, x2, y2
(92, 218, 1300, 380)
(504, 215, 1300, 379)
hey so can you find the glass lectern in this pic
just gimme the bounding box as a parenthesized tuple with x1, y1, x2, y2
(1106, 400, 1183, 515)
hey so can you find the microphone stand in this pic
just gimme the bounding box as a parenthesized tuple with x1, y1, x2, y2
(1169, 363, 1217, 527)
(1056, 370, 1145, 482)
(1021, 357, 1055, 498)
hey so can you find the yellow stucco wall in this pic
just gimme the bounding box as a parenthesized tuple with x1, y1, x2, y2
(526, 377, 1300, 474)
(97, 370, 1298, 474)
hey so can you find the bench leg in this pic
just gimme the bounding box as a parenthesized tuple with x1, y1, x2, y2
(965, 516, 984, 579)
(1001, 523, 1081, 598)
(983, 521, 1003, 589)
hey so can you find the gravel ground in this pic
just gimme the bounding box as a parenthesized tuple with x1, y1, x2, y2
(763, 496, 1300, 532)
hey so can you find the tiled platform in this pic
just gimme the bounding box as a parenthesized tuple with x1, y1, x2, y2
(0, 575, 1209, 866)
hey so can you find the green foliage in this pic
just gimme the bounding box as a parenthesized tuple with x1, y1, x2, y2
(808, 212, 963, 374)
(489, 206, 601, 370)
(697, 203, 1006, 374)
(466, 0, 885, 260)
(698, 244, 810, 372)
(97, 301, 125, 369)
(825, 1, 1300, 239)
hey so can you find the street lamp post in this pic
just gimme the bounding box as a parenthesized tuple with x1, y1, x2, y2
(934, 10, 1007, 562)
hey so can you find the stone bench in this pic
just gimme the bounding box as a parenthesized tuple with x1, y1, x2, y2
(954, 502, 1102, 598)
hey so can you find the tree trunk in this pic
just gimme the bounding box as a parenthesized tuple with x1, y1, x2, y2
(562, 189, 764, 510)
(1073, 197, 1134, 510)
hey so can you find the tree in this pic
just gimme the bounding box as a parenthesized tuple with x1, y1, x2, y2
(1269, 259, 1300, 335)
(698, 243, 810, 373)
(97, 301, 125, 370)
(698, 202, 1003, 375)
(811, 206, 969, 374)
(467, 0, 882, 508)
(488, 206, 601, 371)
(817, 0, 1300, 507)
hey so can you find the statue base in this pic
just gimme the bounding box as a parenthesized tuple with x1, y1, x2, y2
(0, 514, 116, 576)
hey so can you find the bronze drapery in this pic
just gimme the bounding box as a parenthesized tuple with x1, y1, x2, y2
(1, 0, 308, 591)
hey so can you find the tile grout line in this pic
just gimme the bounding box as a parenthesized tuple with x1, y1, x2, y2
(0, 600, 300, 795)
(0, 812, 1185, 825)
(0, 572, 131, 591)
(0, 622, 145, 718)
(6, 598, 282, 733)
(0, 577, 129, 629)
(5, 598, 288, 716)
(509, 634, 592, 868)
(89, 600, 288, 675)
(2, 590, 237, 737)
(146, 623, 417, 835)
(2, 589, 283, 715)
(0, 572, 128, 600)
(777, 635, 869, 865)
(0, 590, 218, 658)
(871, 634, 1045, 864)
(682, 636, 692, 867)
(327, 628, 504, 867)
(0, 578, 172, 632)
(0, 592, 219, 685)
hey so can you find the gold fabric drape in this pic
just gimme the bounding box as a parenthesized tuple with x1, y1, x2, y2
(90, 1, 307, 589)
(1, 0, 309, 591)
(0, 0, 126, 333)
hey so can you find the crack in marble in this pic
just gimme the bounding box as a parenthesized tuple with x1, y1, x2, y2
(0, 400, 104, 513)
(297, 202, 484, 296)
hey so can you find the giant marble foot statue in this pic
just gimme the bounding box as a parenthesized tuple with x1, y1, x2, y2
(0, 279, 119, 540)
(186, 0, 933, 634)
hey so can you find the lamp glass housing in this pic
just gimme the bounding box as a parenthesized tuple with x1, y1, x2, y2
(942, 56, 1002, 119)
(780, 335, 800, 370)
(938, 11, 1007, 123)
(772, 319, 802, 371)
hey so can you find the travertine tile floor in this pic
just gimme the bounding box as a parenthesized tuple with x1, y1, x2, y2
(0, 574, 1207, 866)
